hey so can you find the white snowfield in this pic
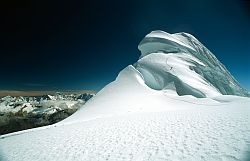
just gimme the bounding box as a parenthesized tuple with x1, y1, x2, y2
(1, 31, 250, 161)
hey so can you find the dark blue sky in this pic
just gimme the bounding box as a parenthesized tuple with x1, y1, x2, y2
(0, 0, 249, 91)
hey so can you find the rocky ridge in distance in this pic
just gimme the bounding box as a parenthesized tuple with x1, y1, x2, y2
(0, 92, 95, 135)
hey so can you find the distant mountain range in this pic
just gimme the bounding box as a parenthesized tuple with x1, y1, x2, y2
(0, 90, 96, 97)
(0, 91, 95, 134)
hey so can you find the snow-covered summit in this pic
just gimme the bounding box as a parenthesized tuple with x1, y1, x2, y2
(1, 31, 250, 161)
(136, 30, 249, 97)
(60, 31, 249, 124)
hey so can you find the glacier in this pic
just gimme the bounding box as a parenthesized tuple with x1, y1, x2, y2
(0, 31, 250, 161)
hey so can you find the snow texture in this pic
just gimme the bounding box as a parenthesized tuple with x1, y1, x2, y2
(0, 31, 250, 161)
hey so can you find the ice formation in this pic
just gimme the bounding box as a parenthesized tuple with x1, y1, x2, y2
(136, 31, 249, 97)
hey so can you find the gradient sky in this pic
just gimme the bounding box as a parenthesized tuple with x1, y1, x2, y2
(0, 0, 250, 91)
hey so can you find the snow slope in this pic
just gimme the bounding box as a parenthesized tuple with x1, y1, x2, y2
(0, 31, 250, 161)
(1, 101, 250, 161)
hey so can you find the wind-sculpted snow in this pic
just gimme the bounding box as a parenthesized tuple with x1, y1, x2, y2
(138, 30, 249, 97)
(135, 53, 221, 98)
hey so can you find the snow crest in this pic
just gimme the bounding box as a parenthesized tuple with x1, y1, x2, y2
(136, 30, 249, 97)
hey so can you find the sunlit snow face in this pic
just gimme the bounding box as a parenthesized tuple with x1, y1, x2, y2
(134, 31, 249, 98)
(135, 52, 220, 98)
